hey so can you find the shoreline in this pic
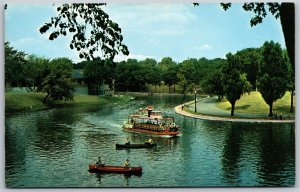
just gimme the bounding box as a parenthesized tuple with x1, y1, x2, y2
(174, 104, 295, 124)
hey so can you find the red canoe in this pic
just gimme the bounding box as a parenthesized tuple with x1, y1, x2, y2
(88, 164, 142, 173)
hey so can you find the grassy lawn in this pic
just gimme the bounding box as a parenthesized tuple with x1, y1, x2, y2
(5, 92, 132, 113)
(5, 92, 46, 112)
(216, 91, 295, 116)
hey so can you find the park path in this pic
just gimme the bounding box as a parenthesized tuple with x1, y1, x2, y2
(174, 97, 295, 124)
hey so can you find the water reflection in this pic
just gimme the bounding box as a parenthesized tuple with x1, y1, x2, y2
(257, 124, 295, 186)
(221, 123, 242, 185)
(5, 95, 295, 187)
(92, 172, 142, 186)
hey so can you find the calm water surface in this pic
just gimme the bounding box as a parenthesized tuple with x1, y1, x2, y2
(5, 95, 295, 187)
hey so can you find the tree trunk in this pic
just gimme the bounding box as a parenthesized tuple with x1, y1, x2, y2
(96, 83, 99, 96)
(173, 84, 176, 93)
(155, 85, 157, 93)
(230, 101, 235, 116)
(290, 90, 294, 113)
(168, 85, 171, 94)
(268, 102, 273, 117)
(43, 92, 50, 104)
(280, 3, 295, 70)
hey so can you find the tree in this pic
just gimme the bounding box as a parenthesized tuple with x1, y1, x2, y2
(25, 55, 50, 90)
(39, 4, 129, 61)
(219, 3, 294, 76)
(222, 53, 247, 116)
(164, 65, 179, 93)
(4, 42, 27, 87)
(115, 59, 148, 92)
(177, 59, 197, 102)
(140, 58, 162, 92)
(257, 41, 289, 117)
(39, 58, 75, 103)
(84, 58, 115, 95)
(158, 57, 176, 74)
(202, 70, 224, 100)
(235, 48, 260, 89)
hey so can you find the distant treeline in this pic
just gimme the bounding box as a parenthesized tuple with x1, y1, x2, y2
(5, 40, 294, 116)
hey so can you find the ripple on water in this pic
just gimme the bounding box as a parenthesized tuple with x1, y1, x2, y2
(5, 98, 295, 187)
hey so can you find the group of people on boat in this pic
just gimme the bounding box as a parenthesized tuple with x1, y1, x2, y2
(131, 120, 179, 133)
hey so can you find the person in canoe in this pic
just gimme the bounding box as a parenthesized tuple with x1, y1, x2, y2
(96, 156, 105, 167)
(124, 159, 131, 168)
(126, 138, 131, 145)
(145, 138, 153, 144)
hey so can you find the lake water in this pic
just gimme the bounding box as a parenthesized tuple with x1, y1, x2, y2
(5, 95, 295, 187)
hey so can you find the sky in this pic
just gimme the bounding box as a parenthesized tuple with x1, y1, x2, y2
(5, 2, 286, 63)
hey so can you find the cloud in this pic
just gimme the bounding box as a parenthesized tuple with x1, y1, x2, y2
(105, 3, 196, 36)
(192, 44, 213, 51)
(114, 53, 155, 62)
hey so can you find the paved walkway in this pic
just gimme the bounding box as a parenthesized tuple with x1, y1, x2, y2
(174, 97, 295, 124)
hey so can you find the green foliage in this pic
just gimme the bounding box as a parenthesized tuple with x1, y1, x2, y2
(158, 57, 176, 74)
(219, 2, 294, 93)
(39, 4, 129, 60)
(5, 42, 27, 87)
(83, 58, 115, 95)
(38, 58, 75, 103)
(222, 53, 248, 116)
(220, 2, 280, 26)
(257, 41, 289, 116)
(115, 59, 146, 92)
(202, 70, 224, 100)
(235, 48, 260, 89)
(163, 65, 179, 93)
(177, 59, 197, 95)
(25, 55, 51, 89)
(240, 73, 252, 94)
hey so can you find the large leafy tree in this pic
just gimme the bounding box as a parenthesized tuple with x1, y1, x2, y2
(177, 59, 197, 102)
(164, 65, 179, 93)
(115, 59, 148, 92)
(235, 48, 260, 89)
(222, 53, 247, 116)
(158, 57, 176, 74)
(158, 57, 178, 93)
(218, 3, 294, 76)
(39, 3, 129, 61)
(39, 58, 75, 103)
(84, 58, 115, 95)
(202, 70, 224, 100)
(257, 41, 289, 117)
(4, 42, 27, 87)
(140, 58, 161, 92)
(25, 55, 50, 90)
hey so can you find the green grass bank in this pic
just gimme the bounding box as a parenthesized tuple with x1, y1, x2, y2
(216, 91, 295, 117)
(5, 92, 132, 113)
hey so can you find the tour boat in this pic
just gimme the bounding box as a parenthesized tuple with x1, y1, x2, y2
(88, 164, 142, 173)
(122, 106, 181, 138)
(115, 142, 157, 149)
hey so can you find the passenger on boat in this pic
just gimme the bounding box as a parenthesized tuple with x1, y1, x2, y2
(145, 138, 153, 144)
(96, 156, 105, 167)
(124, 159, 131, 167)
